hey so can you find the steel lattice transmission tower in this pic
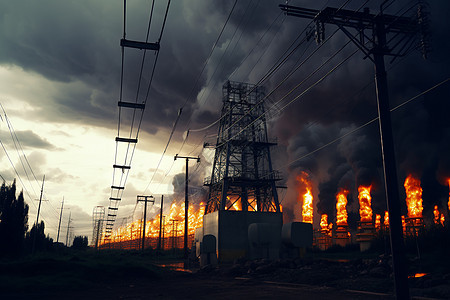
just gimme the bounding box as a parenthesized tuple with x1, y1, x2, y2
(92, 206, 105, 249)
(204, 81, 282, 214)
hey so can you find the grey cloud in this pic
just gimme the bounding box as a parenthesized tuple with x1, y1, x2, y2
(0, 129, 56, 150)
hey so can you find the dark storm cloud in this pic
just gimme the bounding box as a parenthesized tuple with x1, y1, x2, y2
(1, 0, 449, 223)
(0, 129, 56, 150)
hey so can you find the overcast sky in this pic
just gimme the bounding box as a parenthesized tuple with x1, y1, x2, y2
(0, 0, 449, 243)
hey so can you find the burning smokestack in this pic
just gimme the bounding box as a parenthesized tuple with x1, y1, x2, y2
(336, 189, 349, 226)
(358, 185, 373, 223)
(384, 211, 389, 228)
(297, 171, 314, 224)
(320, 214, 328, 231)
(404, 174, 424, 219)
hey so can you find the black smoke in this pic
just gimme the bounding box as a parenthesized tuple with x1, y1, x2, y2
(275, 1, 450, 225)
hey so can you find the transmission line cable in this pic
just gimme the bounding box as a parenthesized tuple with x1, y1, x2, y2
(265, 76, 450, 178)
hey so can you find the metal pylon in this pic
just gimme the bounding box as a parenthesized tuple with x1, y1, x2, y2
(204, 81, 281, 214)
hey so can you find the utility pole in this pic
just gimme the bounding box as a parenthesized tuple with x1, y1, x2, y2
(174, 154, 200, 260)
(56, 196, 65, 244)
(65, 211, 72, 246)
(279, 3, 428, 299)
(137, 195, 154, 250)
(158, 195, 164, 251)
(32, 175, 45, 254)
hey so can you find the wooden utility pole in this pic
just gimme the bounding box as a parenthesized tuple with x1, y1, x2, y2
(162, 215, 165, 250)
(279, 3, 428, 299)
(65, 211, 72, 246)
(56, 196, 64, 243)
(174, 154, 200, 259)
(137, 195, 154, 250)
(32, 175, 45, 254)
(157, 195, 164, 251)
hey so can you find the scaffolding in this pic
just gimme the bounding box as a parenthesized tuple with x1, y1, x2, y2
(204, 81, 281, 213)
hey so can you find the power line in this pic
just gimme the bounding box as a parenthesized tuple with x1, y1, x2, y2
(272, 76, 450, 175)
(106, 0, 172, 236)
(188, 0, 358, 135)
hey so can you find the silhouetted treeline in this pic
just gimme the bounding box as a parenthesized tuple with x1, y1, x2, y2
(72, 236, 88, 250)
(23, 221, 54, 254)
(0, 180, 57, 257)
(0, 180, 28, 257)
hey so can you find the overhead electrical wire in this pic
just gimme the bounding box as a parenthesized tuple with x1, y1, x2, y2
(112, 0, 371, 232)
(106, 0, 172, 236)
(187, 0, 357, 135)
(142, 0, 358, 209)
(0, 104, 60, 227)
(139, 0, 240, 197)
(282, 77, 450, 170)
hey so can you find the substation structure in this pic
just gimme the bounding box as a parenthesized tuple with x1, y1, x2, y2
(92, 206, 105, 249)
(198, 81, 309, 262)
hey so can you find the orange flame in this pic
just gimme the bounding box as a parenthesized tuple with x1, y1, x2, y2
(404, 174, 423, 218)
(402, 215, 406, 234)
(298, 172, 313, 224)
(358, 185, 373, 222)
(383, 211, 389, 227)
(101, 201, 205, 245)
(434, 205, 440, 225)
(336, 189, 349, 226)
(375, 214, 381, 230)
(447, 178, 450, 212)
(320, 214, 328, 231)
(434, 205, 445, 226)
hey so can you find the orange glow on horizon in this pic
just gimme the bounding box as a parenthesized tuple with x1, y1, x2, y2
(336, 189, 349, 226)
(358, 185, 373, 222)
(404, 174, 423, 218)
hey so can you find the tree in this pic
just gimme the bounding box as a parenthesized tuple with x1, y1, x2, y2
(0, 180, 29, 256)
(72, 236, 88, 250)
(24, 221, 54, 253)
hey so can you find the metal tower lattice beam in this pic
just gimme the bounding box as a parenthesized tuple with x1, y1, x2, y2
(204, 81, 281, 214)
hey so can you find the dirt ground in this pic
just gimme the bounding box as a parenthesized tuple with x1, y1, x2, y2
(5, 272, 396, 300)
(1, 250, 449, 300)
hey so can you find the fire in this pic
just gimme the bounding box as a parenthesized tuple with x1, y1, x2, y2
(320, 214, 328, 231)
(434, 205, 445, 226)
(336, 189, 349, 226)
(434, 205, 440, 224)
(402, 215, 406, 234)
(409, 273, 428, 278)
(358, 185, 373, 222)
(101, 200, 205, 245)
(447, 179, 450, 212)
(375, 214, 381, 230)
(298, 172, 313, 224)
(383, 211, 389, 227)
(404, 174, 423, 218)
